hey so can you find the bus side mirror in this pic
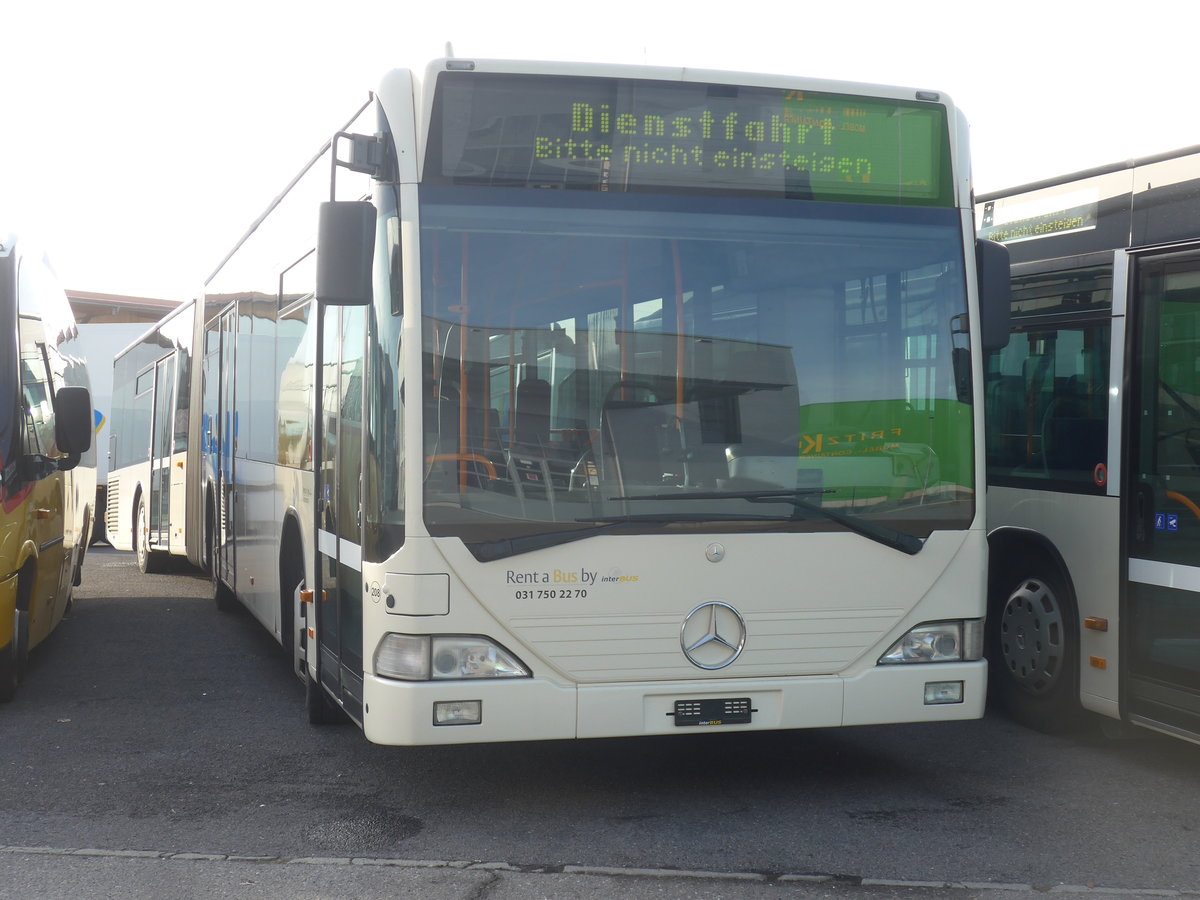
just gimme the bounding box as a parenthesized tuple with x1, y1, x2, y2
(976, 239, 1011, 352)
(53, 385, 93, 472)
(316, 200, 376, 306)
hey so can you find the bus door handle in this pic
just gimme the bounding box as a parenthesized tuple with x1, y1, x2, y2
(1133, 482, 1154, 550)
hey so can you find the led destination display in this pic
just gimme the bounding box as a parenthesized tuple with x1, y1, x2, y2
(429, 72, 953, 205)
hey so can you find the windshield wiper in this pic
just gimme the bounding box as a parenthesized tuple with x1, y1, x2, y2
(613, 489, 924, 555)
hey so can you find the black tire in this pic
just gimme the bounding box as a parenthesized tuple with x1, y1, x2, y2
(987, 558, 1085, 732)
(135, 497, 167, 574)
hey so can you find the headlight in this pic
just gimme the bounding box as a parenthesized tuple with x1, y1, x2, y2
(878, 620, 984, 665)
(374, 634, 428, 679)
(374, 634, 531, 681)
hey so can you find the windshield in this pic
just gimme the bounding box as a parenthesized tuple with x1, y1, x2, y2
(420, 187, 974, 556)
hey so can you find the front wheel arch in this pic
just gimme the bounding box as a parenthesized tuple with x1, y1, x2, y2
(986, 530, 1086, 732)
(278, 515, 304, 671)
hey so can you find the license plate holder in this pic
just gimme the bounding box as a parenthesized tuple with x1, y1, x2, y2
(672, 697, 752, 727)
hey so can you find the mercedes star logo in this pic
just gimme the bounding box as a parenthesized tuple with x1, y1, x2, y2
(680, 601, 746, 670)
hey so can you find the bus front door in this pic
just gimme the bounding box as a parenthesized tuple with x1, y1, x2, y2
(315, 304, 366, 722)
(1127, 247, 1200, 738)
(212, 307, 236, 593)
(148, 354, 176, 554)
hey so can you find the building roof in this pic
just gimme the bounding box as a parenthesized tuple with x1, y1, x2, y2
(65, 289, 179, 326)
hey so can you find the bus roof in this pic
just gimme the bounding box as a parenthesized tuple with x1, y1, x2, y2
(977, 144, 1200, 262)
(416, 57, 954, 105)
(978, 144, 1200, 202)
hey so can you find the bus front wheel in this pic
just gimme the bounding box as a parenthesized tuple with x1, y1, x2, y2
(988, 560, 1084, 732)
(135, 497, 167, 574)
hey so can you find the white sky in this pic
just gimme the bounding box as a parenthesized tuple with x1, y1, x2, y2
(3, 0, 1196, 301)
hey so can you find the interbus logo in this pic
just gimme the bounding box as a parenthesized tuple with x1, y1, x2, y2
(680, 602, 747, 670)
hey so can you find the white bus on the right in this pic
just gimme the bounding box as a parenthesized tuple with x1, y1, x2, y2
(979, 144, 1200, 743)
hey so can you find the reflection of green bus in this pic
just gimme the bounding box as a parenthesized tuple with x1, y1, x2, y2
(795, 398, 973, 507)
(0, 234, 95, 700)
(474, 326, 972, 511)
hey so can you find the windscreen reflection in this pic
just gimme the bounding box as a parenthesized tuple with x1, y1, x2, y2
(419, 188, 974, 556)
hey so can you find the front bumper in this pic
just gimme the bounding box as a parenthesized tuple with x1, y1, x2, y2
(361, 660, 986, 745)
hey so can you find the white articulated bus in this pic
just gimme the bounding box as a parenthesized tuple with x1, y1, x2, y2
(979, 145, 1200, 743)
(106, 300, 204, 573)
(200, 58, 1010, 744)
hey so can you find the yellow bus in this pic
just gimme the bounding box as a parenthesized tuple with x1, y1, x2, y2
(0, 233, 96, 701)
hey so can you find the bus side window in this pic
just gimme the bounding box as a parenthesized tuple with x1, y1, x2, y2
(20, 348, 57, 458)
(986, 322, 1109, 485)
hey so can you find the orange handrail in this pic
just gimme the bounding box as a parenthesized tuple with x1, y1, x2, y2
(1166, 490, 1200, 521)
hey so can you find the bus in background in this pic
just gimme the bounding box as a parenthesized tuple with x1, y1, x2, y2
(70, 291, 177, 545)
(0, 233, 95, 700)
(106, 299, 203, 573)
(202, 58, 1009, 745)
(979, 145, 1200, 743)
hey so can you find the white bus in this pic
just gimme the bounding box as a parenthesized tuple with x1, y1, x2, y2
(0, 233, 95, 699)
(106, 300, 203, 573)
(201, 58, 1010, 744)
(979, 145, 1200, 742)
(72, 292, 178, 546)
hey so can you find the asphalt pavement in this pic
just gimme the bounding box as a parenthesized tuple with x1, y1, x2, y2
(4, 547, 1200, 899)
